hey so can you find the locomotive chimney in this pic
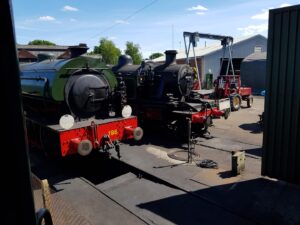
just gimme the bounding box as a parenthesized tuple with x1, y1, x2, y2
(118, 55, 133, 67)
(164, 50, 177, 65)
(68, 43, 89, 58)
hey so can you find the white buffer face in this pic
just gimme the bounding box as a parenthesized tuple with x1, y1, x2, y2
(122, 105, 132, 118)
(59, 114, 75, 130)
(77, 140, 93, 156)
(218, 99, 231, 110)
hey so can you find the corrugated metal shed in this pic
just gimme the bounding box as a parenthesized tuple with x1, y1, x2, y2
(153, 35, 265, 62)
(240, 52, 266, 94)
(153, 34, 267, 83)
(262, 4, 300, 184)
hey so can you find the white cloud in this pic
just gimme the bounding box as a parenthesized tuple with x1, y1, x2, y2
(242, 3, 292, 36)
(187, 4, 208, 15)
(108, 36, 117, 40)
(237, 23, 268, 36)
(280, 3, 291, 7)
(187, 5, 208, 11)
(251, 9, 268, 20)
(62, 5, 78, 12)
(70, 18, 77, 22)
(251, 3, 292, 20)
(115, 20, 129, 24)
(39, 16, 56, 21)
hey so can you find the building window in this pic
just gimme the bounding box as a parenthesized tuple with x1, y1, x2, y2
(254, 46, 262, 53)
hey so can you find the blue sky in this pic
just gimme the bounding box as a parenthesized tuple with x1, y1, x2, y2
(12, 0, 299, 58)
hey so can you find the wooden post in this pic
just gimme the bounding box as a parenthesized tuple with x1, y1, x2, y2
(41, 179, 51, 210)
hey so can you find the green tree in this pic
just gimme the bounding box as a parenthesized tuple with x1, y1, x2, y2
(93, 38, 121, 64)
(28, 40, 56, 46)
(149, 52, 163, 60)
(124, 41, 143, 65)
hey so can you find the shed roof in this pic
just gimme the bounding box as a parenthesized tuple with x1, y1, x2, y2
(18, 49, 37, 59)
(153, 34, 267, 62)
(17, 44, 69, 51)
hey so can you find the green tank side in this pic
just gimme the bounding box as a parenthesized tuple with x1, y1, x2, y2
(52, 55, 117, 101)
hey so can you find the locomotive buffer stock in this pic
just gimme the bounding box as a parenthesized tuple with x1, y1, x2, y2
(43, 116, 141, 158)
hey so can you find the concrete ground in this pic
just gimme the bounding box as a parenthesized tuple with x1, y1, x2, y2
(211, 96, 264, 147)
(105, 95, 300, 225)
(31, 96, 300, 225)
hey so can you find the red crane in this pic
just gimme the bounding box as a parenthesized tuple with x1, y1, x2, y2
(183, 32, 253, 111)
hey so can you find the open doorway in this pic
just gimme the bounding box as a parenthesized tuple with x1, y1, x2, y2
(220, 58, 244, 75)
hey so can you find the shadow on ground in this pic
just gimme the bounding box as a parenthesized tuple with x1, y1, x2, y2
(138, 178, 300, 225)
(30, 149, 132, 189)
(123, 123, 190, 149)
(245, 147, 262, 157)
(239, 122, 263, 134)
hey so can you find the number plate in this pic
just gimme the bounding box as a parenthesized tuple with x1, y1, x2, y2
(108, 129, 119, 136)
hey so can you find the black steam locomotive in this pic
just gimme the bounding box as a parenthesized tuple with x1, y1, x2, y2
(112, 50, 226, 135)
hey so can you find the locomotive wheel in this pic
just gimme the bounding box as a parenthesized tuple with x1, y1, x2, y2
(231, 94, 241, 111)
(223, 108, 230, 120)
(247, 95, 254, 108)
(203, 116, 212, 131)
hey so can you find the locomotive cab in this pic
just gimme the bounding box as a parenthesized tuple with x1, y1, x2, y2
(112, 55, 140, 100)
